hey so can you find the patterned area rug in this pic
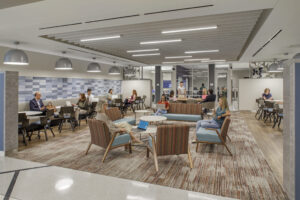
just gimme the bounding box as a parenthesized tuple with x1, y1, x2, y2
(9, 112, 288, 200)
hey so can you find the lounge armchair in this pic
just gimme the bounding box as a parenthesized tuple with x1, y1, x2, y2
(86, 119, 132, 162)
(147, 124, 193, 172)
(105, 107, 136, 125)
(195, 117, 232, 156)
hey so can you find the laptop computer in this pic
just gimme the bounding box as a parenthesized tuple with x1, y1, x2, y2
(156, 104, 166, 110)
(133, 120, 149, 133)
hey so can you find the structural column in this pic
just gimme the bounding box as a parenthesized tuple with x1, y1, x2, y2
(0, 72, 4, 155)
(283, 59, 300, 200)
(208, 64, 215, 90)
(0, 71, 19, 155)
(155, 66, 162, 103)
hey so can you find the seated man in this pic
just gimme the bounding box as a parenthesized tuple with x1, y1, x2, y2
(29, 92, 46, 112)
(155, 95, 169, 115)
(202, 89, 216, 102)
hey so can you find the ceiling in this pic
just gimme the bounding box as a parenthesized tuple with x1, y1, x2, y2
(43, 10, 263, 65)
(0, 0, 42, 10)
(2, 0, 298, 67)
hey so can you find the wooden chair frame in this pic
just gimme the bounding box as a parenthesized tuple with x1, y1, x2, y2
(147, 133, 193, 172)
(195, 128, 232, 156)
(85, 122, 132, 163)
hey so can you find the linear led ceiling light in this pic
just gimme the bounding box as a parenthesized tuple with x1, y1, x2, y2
(80, 35, 121, 42)
(162, 61, 184, 64)
(185, 49, 219, 54)
(126, 49, 159, 53)
(202, 59, 226, 63)
(162, 25, 217, 34)
(140, 39, 182, 45)
(165, 56, 192, 59)
(132, 53, 161, 57)
(184, 58, 210, 62)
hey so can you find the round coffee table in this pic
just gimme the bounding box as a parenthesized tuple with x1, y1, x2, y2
(140, 115, 167, 124)
(135, 109, 151, 120)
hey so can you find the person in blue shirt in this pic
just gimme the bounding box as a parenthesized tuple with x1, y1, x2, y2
(262, 88, 273, 100)
(196, 97, 231, 130)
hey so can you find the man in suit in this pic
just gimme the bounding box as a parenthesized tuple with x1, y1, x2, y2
(29, 92, 46, 112)
(202, 89, 216, 103)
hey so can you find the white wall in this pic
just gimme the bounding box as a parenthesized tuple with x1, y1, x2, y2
(239, 78, 283, 110)
(121, 80, 152, 107)
(0, 46, 122, 80)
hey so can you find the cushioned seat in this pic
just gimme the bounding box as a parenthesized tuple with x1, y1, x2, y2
(161, 113, 201, 122)
(112, 134, 131, 147)
(114, 117, 136, 125)
(278, 113, 283, 117)
(148, 135, 155, 148)
(267, 108, 273, 112)
(196, 128, 221, 143)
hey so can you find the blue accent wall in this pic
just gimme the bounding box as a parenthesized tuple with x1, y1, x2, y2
(18, 76, 121, 103)
(295, 63, 300, 200)
(0, 72, 4, 151)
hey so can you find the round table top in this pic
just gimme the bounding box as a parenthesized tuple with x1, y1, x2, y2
(140, 115, 167, 122)
(135, 110, 151, 113)
(19, 111, 43, 116)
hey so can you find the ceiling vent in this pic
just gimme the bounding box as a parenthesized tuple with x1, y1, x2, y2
(252, 29, 282, 57)
(39, 22, 82, 30)
(85, 14, 140, 24)
(144, 4, 213, 15)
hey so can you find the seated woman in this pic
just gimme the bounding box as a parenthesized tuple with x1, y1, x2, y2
(196, 97, 230, 130)
(124, 89, 137, 108)
(262, 88, 273, 100)
(155, 95, 170, 116)
(169, 90, 177, 102)
(96, 98, 142, 143)
(46, 102, 57, 112)
(76, 93, 88, 115)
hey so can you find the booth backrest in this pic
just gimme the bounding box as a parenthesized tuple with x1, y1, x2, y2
(168, 103, 202, 115)
(18, 98, 78, 112)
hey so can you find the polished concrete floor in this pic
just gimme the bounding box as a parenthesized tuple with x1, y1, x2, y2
(0, 157, 235, 200)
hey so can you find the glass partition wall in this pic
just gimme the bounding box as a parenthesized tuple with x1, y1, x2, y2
(176, 65, 209, 98)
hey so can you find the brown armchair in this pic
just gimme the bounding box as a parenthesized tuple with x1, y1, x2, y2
(147, 124, 193, 172)
(85, 119, 132, 162)
(195, 117, 232, 156)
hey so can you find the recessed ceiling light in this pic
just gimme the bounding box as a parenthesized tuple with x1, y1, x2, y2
(165, 56, 192, 59)
(132, 53, 161, 57)
(185, 50, 219, 54)
(162, 25, 218, 34)
(140, 39, 182, 45)
(162, 61, 184, 64)
(80, 35, 121, 42)
(184, 58, 210, 62)
(127, 49, 159, 53)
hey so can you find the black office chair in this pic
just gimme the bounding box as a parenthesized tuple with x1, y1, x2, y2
(59, 106, 77, 132)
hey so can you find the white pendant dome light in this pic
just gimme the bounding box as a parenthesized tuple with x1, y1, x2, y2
(3, 42, 29, 65)
(55, 51, 73, 70)
(87, 58, 101, 72)
(293, 53, 300, 59)
(109, 61, 121, 75)
(268, 60, 280, 73)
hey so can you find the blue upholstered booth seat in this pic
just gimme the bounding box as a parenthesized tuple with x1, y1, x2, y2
(113, 117, 136, 125)
(278, 113, 284, 117)
(161, 113, 202, 122)
(112, 134, 131, 147)
(196, 128, 222, 143)
(267, 108, 273, 112)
